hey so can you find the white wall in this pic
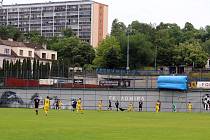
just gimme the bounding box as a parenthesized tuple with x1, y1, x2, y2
(0, 45, 12, 55)
(12, 47, 35, 58)
(35, 49, 57, 60)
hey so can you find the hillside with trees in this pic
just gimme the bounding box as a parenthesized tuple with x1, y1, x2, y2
(0, 20, 210, 70)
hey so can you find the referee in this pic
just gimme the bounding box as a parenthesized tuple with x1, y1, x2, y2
(34, 96, 40, 115)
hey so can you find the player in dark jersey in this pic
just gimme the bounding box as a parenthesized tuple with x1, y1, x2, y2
(108, 100, 112, 110)
(34, 96, 40, 115)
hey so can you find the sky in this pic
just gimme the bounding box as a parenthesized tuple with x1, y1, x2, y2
(3, 0, 210, 32)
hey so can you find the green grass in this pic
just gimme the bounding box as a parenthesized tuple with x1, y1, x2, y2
(0, 108, 210, 140)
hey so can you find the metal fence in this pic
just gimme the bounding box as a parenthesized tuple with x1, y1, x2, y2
(1, 69, 210, 112)
(1, 68, 210, 89)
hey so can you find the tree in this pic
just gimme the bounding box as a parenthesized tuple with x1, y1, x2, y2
(8, 61, 12, 77)
(10, 61, 16, 78)
(93, 36, 121, 68)
(45, 62, 50, 79)
(62, 28, 75, 37)
(17, 60, 21, 78)
(182, 22, 200, 43)
(24, 31, 46, 45)
(126, 34, 154, 68)
(72, 42, 95, 66)
(2, 60, 6, 78)
(173, 42, 208, 68)
(39, 62, 43, 79)
(21, 59, 27, 79)
(48, 36, 95, 67)
(0, 26, 23, 41)
(5, 60, 10, 78)
(154, 23, 179, 66)
(130, 21, 155, 41)
(33, 59, 37, 79)
(111, 19, 126, 40)
(26, 58, 32, 79)
(36, 60, 40, 79)
(0, 26, 9, 40)
(202, 39, 210, 54)
(104, 46, 121, 69)
(50, 60, 59, 77)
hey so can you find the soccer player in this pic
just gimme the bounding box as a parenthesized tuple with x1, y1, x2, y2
(98, 100, 102, 111)
(115, 100, 119, 111)
(156, 100, 160, 112)
(72, 99, 77, 112)
(139, 100, 143, 112)
(34, 96, 40, 115)
(128, 102, 134, 112)
(55, 99, 59, 110)
(188, 102, 192, 112)
(76, 98, 83, 113)
(44, 96, 50, 116)
(108, 100, 112, 110)
(58, 99, 63, 110)
(172, 103, 176, 112)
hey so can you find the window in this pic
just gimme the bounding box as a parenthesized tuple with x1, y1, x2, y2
(51, 54, 55, 60)
(28, 51, 32, 57)
(19, 50, 23, 56)
(42, 53, 46, 59)
(4, 49, 10, 54)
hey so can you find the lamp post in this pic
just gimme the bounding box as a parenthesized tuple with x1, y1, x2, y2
(126, 27, 131, 71)
(126, 33, 130, 71)
(154, 45, 157, 70)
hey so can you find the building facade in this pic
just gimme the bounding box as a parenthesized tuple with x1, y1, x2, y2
(0, 39, 57, 68)
(0, 0, 108, 48)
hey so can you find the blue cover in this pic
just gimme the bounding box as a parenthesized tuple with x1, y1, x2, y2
(157, 76, 188, 90)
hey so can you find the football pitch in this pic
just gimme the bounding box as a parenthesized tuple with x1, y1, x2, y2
(0, 108, 210, 140)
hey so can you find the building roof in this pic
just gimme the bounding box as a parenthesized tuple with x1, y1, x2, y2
(2, 0, 95, 7)
(0, 39, 47, 50)
(11, 50, 18, 57)
(0, 39, 26, 47)
(24, 43, 44, 50)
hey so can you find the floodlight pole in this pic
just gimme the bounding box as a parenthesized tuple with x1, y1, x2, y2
(126, 32, 130, 71)
(154, 46, 157, 70)
(126, 27, 131, 71)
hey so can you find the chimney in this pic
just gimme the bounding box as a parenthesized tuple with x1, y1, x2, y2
(42, 44, 47, 50)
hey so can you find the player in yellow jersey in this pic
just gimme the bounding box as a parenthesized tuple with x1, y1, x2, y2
(156, 100, 160, 112)
(76, 98, 83, 113)
(128, 102, 134, 112)
(44, 96, 50, 116)
(188, 102, 192, 112)
(98, 100, 102, 111)
(58, 99, 63, 110)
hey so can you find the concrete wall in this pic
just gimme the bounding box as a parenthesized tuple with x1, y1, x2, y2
(0, 89, 207, 112)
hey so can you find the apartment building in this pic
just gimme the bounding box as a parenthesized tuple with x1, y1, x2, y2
(0, 39, 57, 68)
(0, 0, 108, 48)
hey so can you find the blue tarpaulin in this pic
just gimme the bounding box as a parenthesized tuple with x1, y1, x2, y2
(157, 76, 188, 91)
